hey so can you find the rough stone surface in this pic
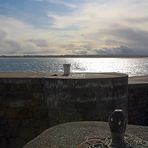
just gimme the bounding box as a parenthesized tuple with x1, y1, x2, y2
(23, 121, 148, 148)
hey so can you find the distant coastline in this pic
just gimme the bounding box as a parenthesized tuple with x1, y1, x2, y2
(0, 55, 148, 58)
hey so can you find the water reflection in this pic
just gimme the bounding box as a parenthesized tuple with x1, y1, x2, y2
(0, 57, 148, 77)
(65, 58, 148, 77)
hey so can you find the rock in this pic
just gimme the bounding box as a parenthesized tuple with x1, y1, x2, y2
(23, 121, 148, 148)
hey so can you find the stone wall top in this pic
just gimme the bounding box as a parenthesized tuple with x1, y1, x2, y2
(128, 75, 148, 84)
(0, 72, 127, 79)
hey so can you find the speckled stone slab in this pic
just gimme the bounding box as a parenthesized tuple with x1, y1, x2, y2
(23, 122, 148, 148)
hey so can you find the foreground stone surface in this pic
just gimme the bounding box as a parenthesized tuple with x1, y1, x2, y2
(23, 121, 148, 148)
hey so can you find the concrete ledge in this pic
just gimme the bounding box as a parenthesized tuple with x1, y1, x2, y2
(128, 75, 148, 84)
(0, 72, 127, 79)
(23, 121, 148, 148)
(0, 72, 148, 84)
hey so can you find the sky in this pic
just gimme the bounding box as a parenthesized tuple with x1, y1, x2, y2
(0, 0, 148, 56)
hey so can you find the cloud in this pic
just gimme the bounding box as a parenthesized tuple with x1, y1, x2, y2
(107, 28, 148, 48)
(0, 15, 64, 55)
(1, 0, 148, 55)
(48, 0, 148, 30)
(27, 39, 49, 47)
(96, 44, 148, 56)
(34, 0, 77, 8)
(0, 39, 21, 54)
(47, 0, 148, 55)
(0, 30, 7, 40)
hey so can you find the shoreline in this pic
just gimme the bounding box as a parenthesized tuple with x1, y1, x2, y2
(0, 55, 148, 58)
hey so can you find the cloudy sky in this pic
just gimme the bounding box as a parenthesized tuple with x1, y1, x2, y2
(0, 0, 148, 55)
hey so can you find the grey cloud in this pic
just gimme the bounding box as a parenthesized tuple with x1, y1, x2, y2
(117, 45, 148, 56)
(105, 40, 124, 46)
(0, 36, 56, 55)
(93, 49, 109, 55)
(66, 48, 88, 55)
(94, 45, 148, 56)
(109, 46, 137, 56)
(63, 40, 148, 56)
(0, 30, 7, 40)
(5, 40, 21, 51)
(125, 17, 148, 23)
(108, 28, 148, 47)
(0, 39, 22, 55)
(72, 50, 88, 55)
(122, 29, 147, 41)
(0, 38, 40, 55)
(63, 44, 89, 55)
(27, 39, 49, 47)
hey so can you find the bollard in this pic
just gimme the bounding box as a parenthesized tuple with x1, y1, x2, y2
(108, 109, 127, 148)
(63, 64, 71, 76)
(77, 109, 148, 148)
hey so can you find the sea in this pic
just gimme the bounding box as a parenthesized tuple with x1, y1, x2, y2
(0, 57, 148, 77)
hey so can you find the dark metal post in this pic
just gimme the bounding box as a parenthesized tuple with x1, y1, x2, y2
(63, 64, 71, 76)
(109, 109, 127, 148)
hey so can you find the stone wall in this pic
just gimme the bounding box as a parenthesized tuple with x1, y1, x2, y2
(128, 83, 148, 126)
(0, 73, 128, 148)
(44, 77, 128, 126)
(0, 79, 49, 148)
(0, 73, 148, 148)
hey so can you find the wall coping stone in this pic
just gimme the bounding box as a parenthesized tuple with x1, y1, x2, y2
(0, 72, 127, 79)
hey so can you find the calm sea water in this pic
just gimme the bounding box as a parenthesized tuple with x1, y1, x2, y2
(0, 57, 148, 77)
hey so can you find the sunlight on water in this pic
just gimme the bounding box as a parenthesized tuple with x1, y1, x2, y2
(0, 57, 148, 77)
(65, 58, 148, 77)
